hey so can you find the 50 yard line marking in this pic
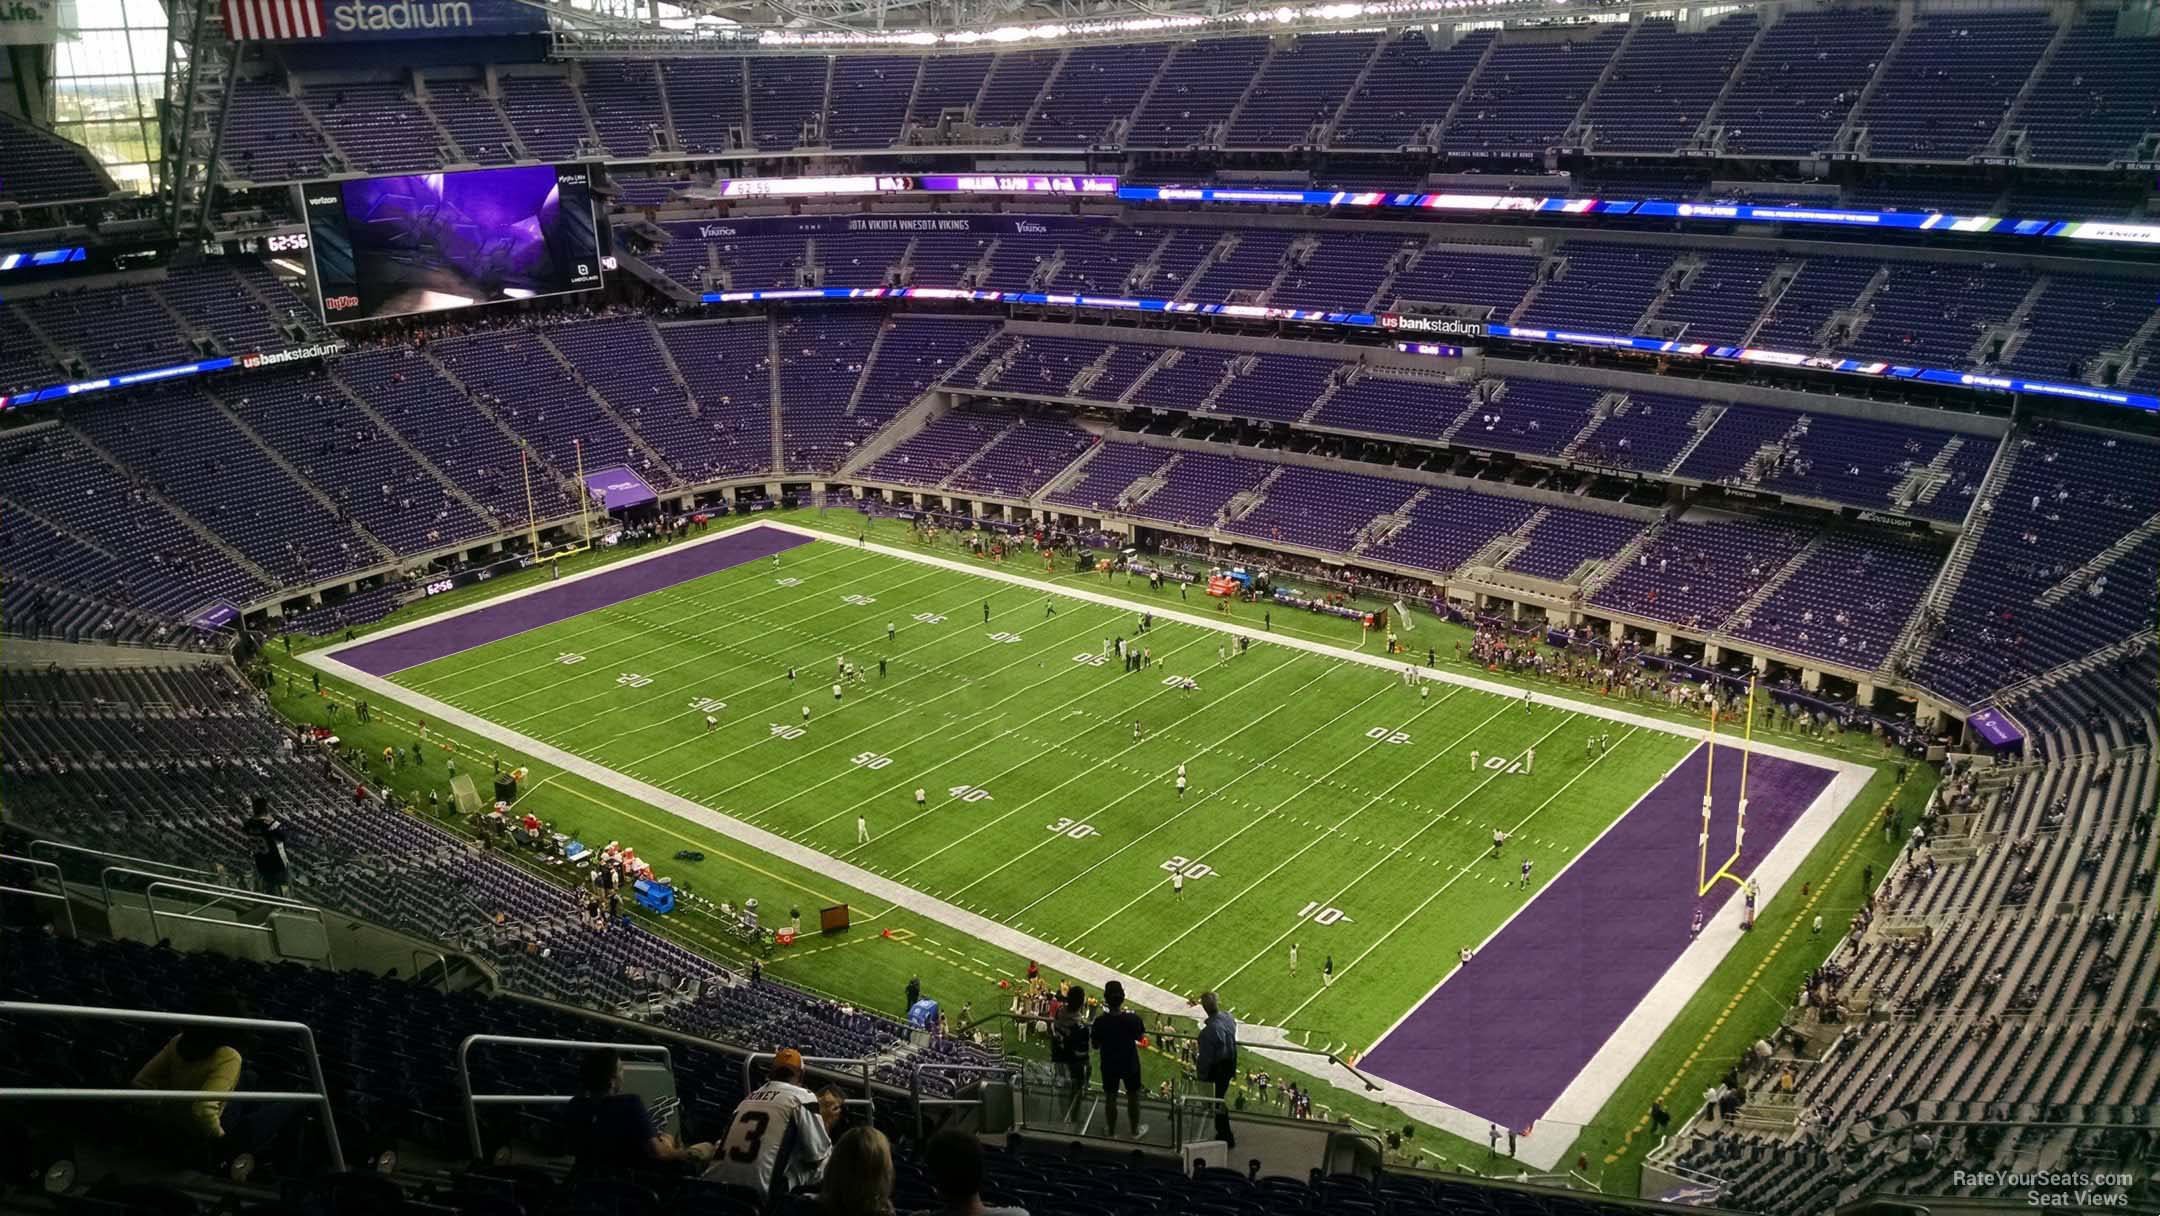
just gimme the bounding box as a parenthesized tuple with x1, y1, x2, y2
(892, 655, 1341, 883)
(997, 681, 1444, 923)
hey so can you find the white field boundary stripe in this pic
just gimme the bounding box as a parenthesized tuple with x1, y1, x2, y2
(487, 561, 959, 723)
(308, 518, 1873, 1165)
(428, 543, 890, 698)
(1277, 725, 1645, 1024)
(799, 628, 1224, 844)
(893, 655, 1338, 883)
(999, 680, 1424, 923)
(751, 522, 1871, 779)
(1117, 694, 1509, 970)
(346, 522, 826, 676)
(1536, 761, 1870, 1151)
(1203, 712, 1580, 994)
(304, 638, 1208, 1040)
(588, 593, 1120, 793)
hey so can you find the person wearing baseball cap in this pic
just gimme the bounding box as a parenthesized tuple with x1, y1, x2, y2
(705, 1046, 833, 1203)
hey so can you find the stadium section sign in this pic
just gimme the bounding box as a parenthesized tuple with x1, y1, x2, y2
(220, 0, 544, 41)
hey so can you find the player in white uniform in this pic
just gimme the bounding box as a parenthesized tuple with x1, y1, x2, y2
(705, 1048, 832, 1203)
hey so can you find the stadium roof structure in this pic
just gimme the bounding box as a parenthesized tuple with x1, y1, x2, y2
(551, 0, 1630, 51)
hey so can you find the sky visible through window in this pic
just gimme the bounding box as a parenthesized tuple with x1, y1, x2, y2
(49, 0, 167, 194)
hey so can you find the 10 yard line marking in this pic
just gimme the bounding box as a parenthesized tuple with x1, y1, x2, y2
(420, 542, 882, 696)
(1276, 725, 1644, 1023)
(1204, 713, 1583, 993)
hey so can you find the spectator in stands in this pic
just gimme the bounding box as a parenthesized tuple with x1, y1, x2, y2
(822, 1126, 897, 1216)
(1090, 980, 1147, 1139)
(706, 1047, 832, 1200)
(911, 1127, 1028, 1216)
(1051, 984, 1090, 1127)
(130, 992, 294, 1177)
(244, 795, 290, 896)
(559, 1047, 711, 1173)
(1194, 990, 1238, 1149)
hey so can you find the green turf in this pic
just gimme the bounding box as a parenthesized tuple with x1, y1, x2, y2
(381, 529, 1702, 1052)
(272, 508, 1922, 1190)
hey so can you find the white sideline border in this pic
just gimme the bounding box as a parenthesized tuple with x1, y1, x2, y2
(306, 517, 1874, 1170)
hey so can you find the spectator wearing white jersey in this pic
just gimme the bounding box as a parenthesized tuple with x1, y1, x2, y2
(705, 1047, 834, 1202)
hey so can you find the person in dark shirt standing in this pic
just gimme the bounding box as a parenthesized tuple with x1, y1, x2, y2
(1090, 980, 1147, 1139)
(1050, 985, 1090, 1128)
(244, 795, 290, 897)
(1194, 990, 1238, 1149)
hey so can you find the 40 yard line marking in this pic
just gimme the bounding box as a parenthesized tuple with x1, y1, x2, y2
(997, 679, 1437, 923)
(894, 653, 1339, 884)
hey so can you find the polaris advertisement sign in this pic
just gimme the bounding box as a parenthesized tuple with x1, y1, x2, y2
(222, 0, 545, 41)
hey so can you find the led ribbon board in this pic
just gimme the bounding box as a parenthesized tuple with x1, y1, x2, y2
(1116, 186, 2160, 248)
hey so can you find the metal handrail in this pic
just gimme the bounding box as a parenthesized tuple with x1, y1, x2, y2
(909, 1059, 1020, 1142)
(969, 1010, 1383, 1092)
(29, 838, 217, 882)
(741, 1052, 877, 1113)
(0, 853, 76, 937)
(139, 879, 332, 964)
(99, 865, 312, 911)
(0, 1000, 345, 1171)
(456, 1033, 673, 1162)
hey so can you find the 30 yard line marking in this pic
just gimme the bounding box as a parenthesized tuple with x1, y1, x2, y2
(998, 681, 1444, 923)
(895, 654, 1339, 883)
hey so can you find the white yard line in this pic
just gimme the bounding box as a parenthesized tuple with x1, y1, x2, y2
(1276, 726, 1644, 1024)
(805, 629, 1224, 844)
(999, 680, 1415, 923)
(1117, 694, 1513, 969)
(1199, 713, 1581, 991)
(605, 602, 1116, 796)
(305, 517, 1874, 1170)
(896, 656, 1333, 883)
(429, 544, 889, 697)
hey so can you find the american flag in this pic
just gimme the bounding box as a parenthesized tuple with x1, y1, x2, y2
(222, 0, 324, 40)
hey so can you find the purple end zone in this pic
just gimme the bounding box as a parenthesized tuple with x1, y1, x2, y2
(336, 525, 813, 677)
(1360, 742, 1835, 1132)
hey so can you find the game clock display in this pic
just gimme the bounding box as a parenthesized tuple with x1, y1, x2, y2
(304, 163, 604, 324)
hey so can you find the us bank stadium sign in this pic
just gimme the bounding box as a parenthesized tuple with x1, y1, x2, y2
(1379, 314, 1486, 339)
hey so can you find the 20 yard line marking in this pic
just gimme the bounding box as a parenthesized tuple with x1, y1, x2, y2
(997, 680, 1438, 923)
(1205, 713, 1583, 994)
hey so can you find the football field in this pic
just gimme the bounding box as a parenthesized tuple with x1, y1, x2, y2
(317, 519, 1863, 1147)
